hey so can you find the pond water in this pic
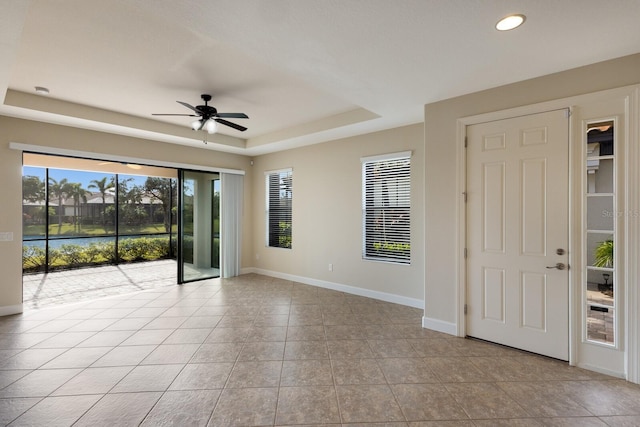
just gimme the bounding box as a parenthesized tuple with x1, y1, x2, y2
(23, 234, 171, 249)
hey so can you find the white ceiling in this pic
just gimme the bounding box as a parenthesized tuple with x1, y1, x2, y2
(2, 0, 640, 156)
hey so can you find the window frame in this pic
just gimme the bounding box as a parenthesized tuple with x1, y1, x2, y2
(265, 168, 293, 249)
(361, 151, 411, 265)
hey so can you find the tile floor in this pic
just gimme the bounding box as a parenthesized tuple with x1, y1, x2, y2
(1, 274, 640, 426)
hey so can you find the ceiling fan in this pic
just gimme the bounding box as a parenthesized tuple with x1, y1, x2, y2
(152, 94, 248, 133)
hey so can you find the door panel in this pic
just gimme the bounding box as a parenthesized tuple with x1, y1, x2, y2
(467, 109, 569, 360)
(178, 170, 220, 283)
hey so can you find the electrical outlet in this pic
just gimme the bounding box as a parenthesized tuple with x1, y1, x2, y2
(0, 232, 13, 242)
(256, 253, 260, 260)
(328, 263, 333, 272)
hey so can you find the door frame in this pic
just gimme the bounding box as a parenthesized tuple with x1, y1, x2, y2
(455, 85, 639, 380)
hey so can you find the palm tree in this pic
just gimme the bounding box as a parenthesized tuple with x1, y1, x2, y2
(48, 177, 71, 232)
(68, 183, 89, 232)
(88, 177, 115, 226)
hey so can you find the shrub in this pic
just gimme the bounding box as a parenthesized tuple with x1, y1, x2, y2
(22, 246, 46, 272)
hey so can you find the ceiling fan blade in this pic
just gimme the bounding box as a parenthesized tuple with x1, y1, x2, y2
(214, 118, 247, 132)
(152, 113, 198, 116)
(216, 113, 249, 119)
(176, 101, 201, 114)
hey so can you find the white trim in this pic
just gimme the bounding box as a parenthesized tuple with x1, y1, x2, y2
(422, 316, 457, 336)
(9, 142, 245, 175)
(360, 150, 412, 163)
(242, 267, 423, 309)
(626, 87, 640, 384)
(577, 362, 625, 379)
(456, 119, 466, 338)
(455, 84, 640, 382)
(0, 304, 23, 317)
(264, 167, 292, 176)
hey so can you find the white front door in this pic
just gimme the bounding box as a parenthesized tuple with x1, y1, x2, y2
(466, 109, 570, 360)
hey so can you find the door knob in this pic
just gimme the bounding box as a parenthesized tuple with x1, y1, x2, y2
(546, 263, 566, 270)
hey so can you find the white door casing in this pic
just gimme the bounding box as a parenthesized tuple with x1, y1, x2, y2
(466, 109, 570, 360)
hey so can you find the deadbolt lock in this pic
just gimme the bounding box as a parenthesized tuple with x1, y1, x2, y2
(556, 248, 565, 255)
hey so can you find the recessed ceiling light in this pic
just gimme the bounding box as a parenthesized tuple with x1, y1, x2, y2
(496, 14, 526, 31)
(34, 86, 50, 95)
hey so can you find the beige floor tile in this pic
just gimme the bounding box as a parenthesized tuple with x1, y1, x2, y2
(9, 394, 102, 427)
(41, 346, 112, 369)
(327, 340, 375, 359)
(331, 358, 387, 385)
(75, 330, 135, 347)
(190, 342, 243, 363)
(238, 341, 285, 361)
(281, 359, 334, 386)
(120, 328, 174, 346)
(498, 381, 592, 418)
(32, 331, 97, 347)
(378, 357, 439, 384)
(169, 362, 233, 390)
(163, 328, 213, 344)
(559, 380, 640, 416)
(423, 357, 493, 383)
(0, 397, 41, 425)
(284, 340, 329, 360)
(276, 386, 341, 425)
(52, 366, 133, 395)
(91, 344, 156, 367)
(74, 391, 162, 427)
(179, 316, 222, 328)
(286, 325, 326, 341)
(140, 389, 220, 426)
(336, 384, 405, 423)
(472, 419, 543, 426)
(0, 369, 31, 389)
(537, 417, 608, 426)
(368, 339, 420, 358)
(0, 347, 67, 369)
(209, 387, 278, 426)
(226, 360, 282, 388)
(392, 383, 469, 421)
(204, 327, 250, 343)
(444, 382, 529, 419)
(598, 415, 640, 426)
(0, 368, 82, 398)
(8, 272, 637, 426)
(111, 364, 183, 392)
(140, 343, 200, 364)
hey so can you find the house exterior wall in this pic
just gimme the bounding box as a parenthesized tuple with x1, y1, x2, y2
(424, 53, 640, 328)
(0, 117, 253, 314)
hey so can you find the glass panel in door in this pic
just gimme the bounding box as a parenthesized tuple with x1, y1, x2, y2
(178, 170, 220, 283)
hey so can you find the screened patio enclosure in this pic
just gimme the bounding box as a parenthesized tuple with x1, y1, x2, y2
(22, 153, 180, 276)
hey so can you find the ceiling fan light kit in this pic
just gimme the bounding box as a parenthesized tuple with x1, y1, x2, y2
(153, 93, 248, 140)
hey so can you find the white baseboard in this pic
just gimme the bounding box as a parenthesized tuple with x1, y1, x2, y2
(577, 363, 626, 380)
(242, 268, 423, 309)
(0, 304, 23, 317)
(422, 315, 458, 336)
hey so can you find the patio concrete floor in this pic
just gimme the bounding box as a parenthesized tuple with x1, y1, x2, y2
(22, 260, 178, 310)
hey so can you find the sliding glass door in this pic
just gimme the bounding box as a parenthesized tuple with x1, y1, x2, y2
(178, 170, 220, 283)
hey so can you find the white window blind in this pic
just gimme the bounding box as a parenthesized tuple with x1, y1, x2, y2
(265, 168, 292, 249)
(362, 152, 411, 264)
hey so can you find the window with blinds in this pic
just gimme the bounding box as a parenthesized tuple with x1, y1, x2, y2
(265, 169, 292, 249)
(362, 152, 411, 264)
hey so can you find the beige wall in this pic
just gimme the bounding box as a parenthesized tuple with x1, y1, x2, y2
(424, 53, 640, 325)
(0, 117, 253, 312)
(252, 123, 425, 304)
